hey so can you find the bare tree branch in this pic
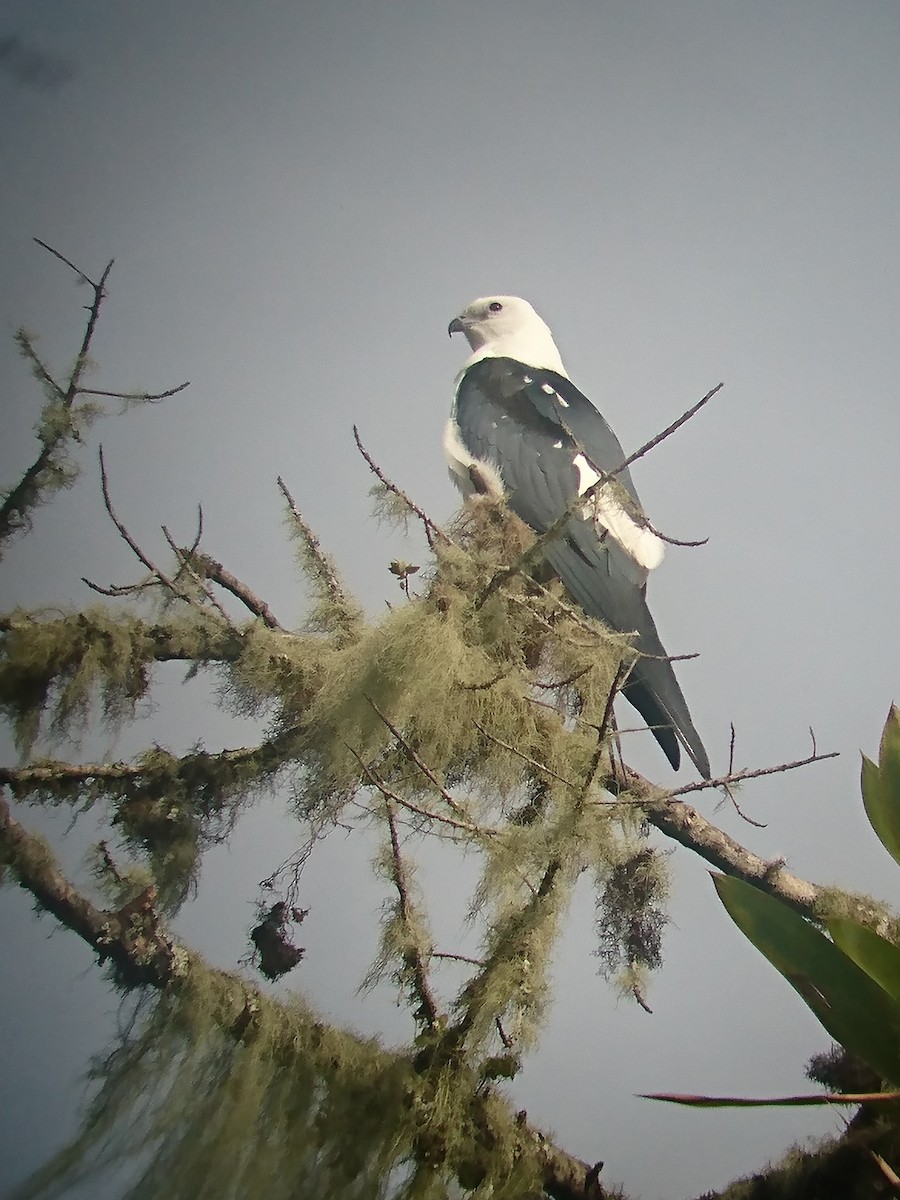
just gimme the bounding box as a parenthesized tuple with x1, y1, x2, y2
(98, 447, 228, 621)
(641, 517, 709, 548)
(76, 381, 189, 404)
(177, 547, 285, 629)
(162, 524, 231, 621)
(616, 383, 724, 475)
(32, 237, 100, 283)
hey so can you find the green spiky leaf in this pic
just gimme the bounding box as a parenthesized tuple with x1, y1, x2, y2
(714, 874, 900, 1084)
(861, 705, 900, 869)
(828, 916, 900, 1003)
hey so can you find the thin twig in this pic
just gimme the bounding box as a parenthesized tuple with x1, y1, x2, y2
(0, 246, 114, 549)
(594, 661, 632, 749)
(618, 384, 724, 474)
(81, 576, 153, 597)
(720, 781, 767, 828)
(664, 743, 838, 801)
(530, 664, 593, 691)
(162, 525, 231, 621)
(584, 659, 635, 797)
(343, 743, 491, 836)
(169, 507, 204, 587)
(458, 670, 510, 691)
(495, 1017, 514, 1048)
(632, 981, 653, 1014)
(33, 237, 99, 284)
(642, 517, 709, 548)
(97, 447, 186, 600)
(76, 381, 189, 403)
(473, 720, 580, 789)
(476, 384, 723, 606)
(365, 696, 469, 817)
(352, 425, 450, 549)
(432, 951, 486, 967)
(505, 593, 607, 649)
(277, 476, 353, 609)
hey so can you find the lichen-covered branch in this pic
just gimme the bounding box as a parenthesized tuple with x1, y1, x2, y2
(0, 607, 246, 752)
(0, 793, 181, 987)
(382, 799, 441, 1028)
(0, 791, 612, 1200)
(605, 767, 871, 926)
(277, 475, 362, 632)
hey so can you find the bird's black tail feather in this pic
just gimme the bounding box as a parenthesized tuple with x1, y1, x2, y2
(622, 663, 711, 779)
(543, 530, 711, 779)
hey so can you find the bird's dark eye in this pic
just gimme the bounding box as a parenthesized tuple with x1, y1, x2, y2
(488, 301, 503, 313)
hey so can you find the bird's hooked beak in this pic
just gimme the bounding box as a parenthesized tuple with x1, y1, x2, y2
(447, 316, 465, 337)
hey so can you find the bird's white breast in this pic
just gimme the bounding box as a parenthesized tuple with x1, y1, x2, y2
(443, 418, 506, 498)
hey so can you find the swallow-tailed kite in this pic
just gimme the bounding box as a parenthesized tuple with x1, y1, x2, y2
(446, 295, 710, 778)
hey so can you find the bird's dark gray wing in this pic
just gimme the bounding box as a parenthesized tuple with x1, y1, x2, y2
(452, 357, 710, 778)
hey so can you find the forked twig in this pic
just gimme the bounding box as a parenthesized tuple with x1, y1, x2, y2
(664, 737, 837, 801)
(162, 525, 230, 621)
(343, 742, 490, 836)
(365, 696, 469, 818)
(473, 719, 580, 789)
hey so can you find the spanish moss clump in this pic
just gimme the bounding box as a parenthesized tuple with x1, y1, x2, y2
(249, 901, 306, 981)
(805, 1043, 882, 1095)
(0, 609, 152, 751)
(0, 608, 227, 753)
(594, 843, 671, 995)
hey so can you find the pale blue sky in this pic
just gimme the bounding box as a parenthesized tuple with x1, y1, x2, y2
(3, 3, 900, 1196)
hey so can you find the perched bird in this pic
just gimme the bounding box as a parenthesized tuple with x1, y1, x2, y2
(446, 295, 710, 778)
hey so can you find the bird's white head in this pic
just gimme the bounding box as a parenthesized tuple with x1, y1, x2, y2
(448, 295, 569, 378)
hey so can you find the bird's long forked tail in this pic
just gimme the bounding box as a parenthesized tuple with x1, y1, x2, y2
(621, 659, 711, 779)
(541, 535, 711, 778)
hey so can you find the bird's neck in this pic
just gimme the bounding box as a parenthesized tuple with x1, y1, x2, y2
(463, 332, 570, 379)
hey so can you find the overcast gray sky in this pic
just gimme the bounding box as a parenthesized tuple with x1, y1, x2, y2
(3, 2, 900, 1197)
